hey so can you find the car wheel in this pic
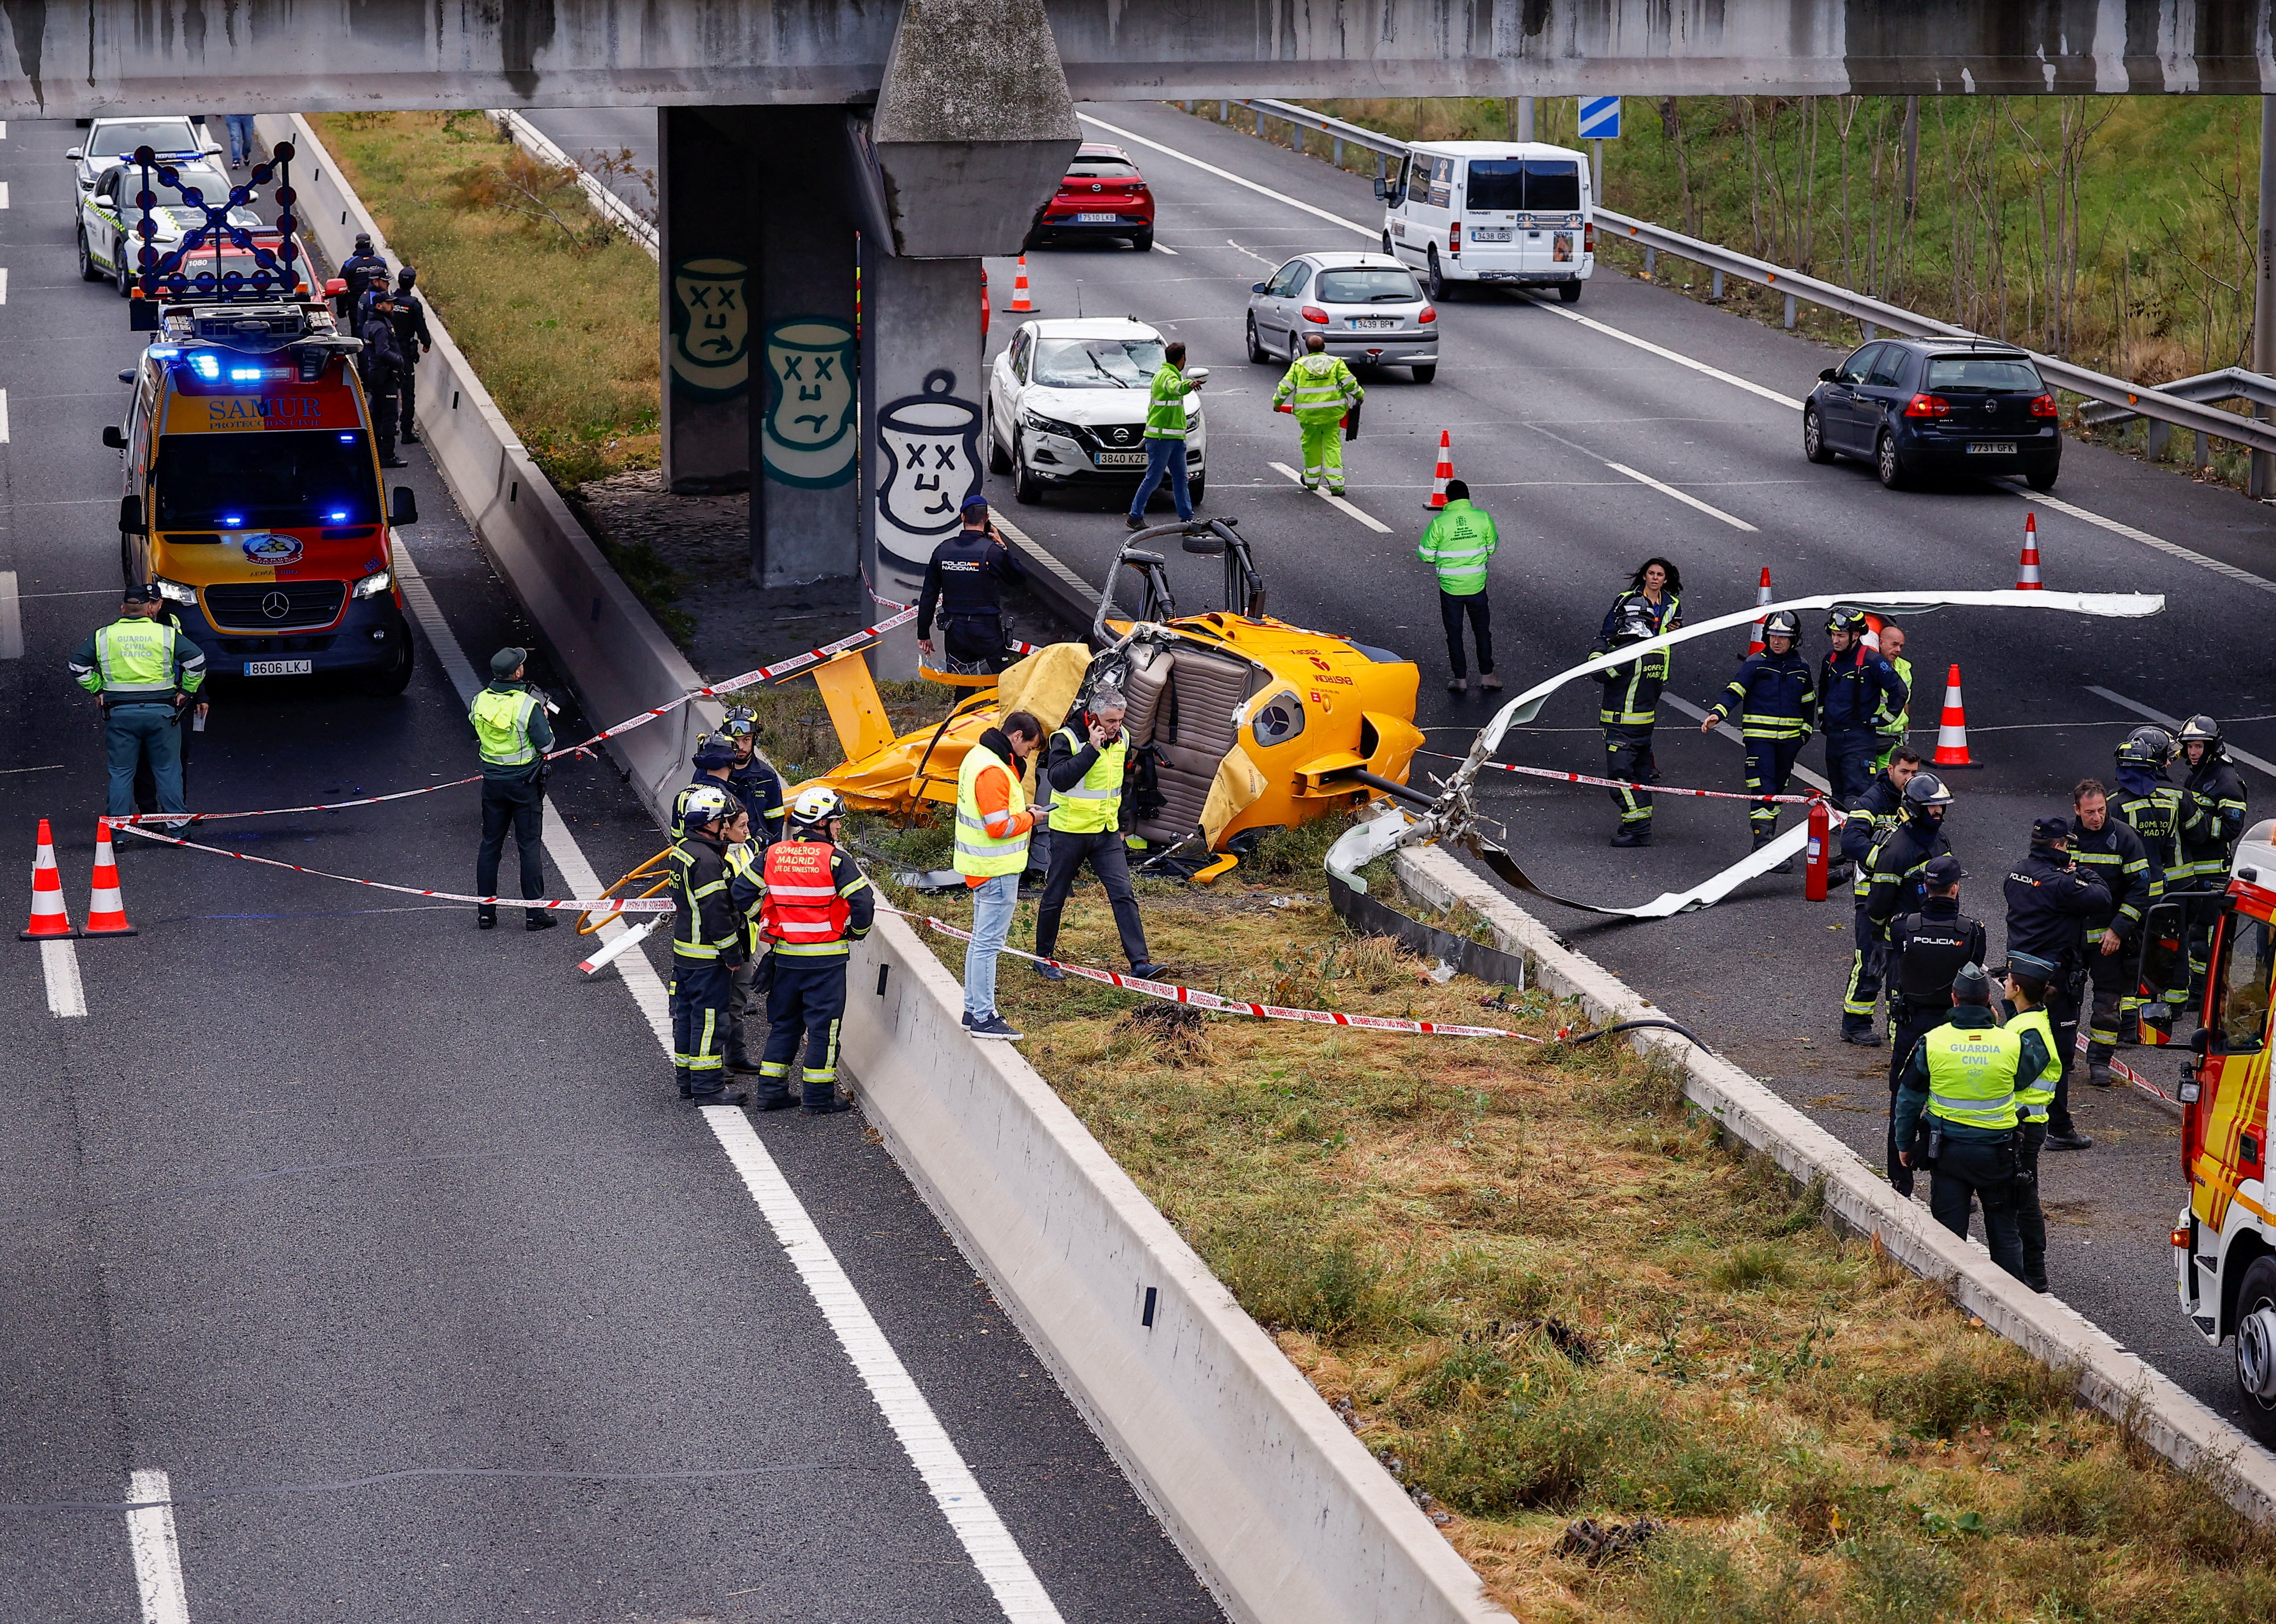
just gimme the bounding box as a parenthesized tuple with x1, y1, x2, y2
(2026, 462, 2059, 493)
(1558, 281, 1583, 304)
(1425, 248, 1448, 303)
(1187, 473, 1205, 508)
(1012, 436, 1042, 506)
(1411, 364, 1437, 385)
(362, 633, 417, 697)
(1875, 430, 1909, 491)
(1245, 314, 1269, 365)
(2233, 1256, 2276, 1447)
(78, 230, 103, 282)
(1803, 406, 1837, 464)
(987, 406, 1013, 475)
(1132, 229, 1154, 252)
(117, 249, 136, 299)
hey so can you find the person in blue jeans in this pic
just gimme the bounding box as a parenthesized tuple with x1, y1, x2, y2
(223, 114, 259, 169)
(1127, 340, 1195, 528)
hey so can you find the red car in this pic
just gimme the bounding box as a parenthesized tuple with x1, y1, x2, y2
(1026, 143, 1155, 252)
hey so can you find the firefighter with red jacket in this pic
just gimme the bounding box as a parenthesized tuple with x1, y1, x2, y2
(733, 786, 874, 1114)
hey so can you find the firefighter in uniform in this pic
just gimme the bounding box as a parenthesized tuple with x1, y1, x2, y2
(667, 785, 748, 1106)
(2003, 815, 2110, 1152)
(1594, 598, 1667, 847)
(1272, 332, 1364, 495)
(2176, 715, 2251, 1019)
(70, 584, 208, 822)
(1885, 853, 1986, 1195)
(1818, 610, 1908, 810)
(733, 786, 873, 1114)
(1701, 609, 1815, 860)
(1838, 746, 1924, 1042)
(1032, 685, 1166, 982)
(1892, 961, 2042, 1284)
(719, 708, 788, 845)
(2111, 726, 2200, 1039)
(2068, 779, 2153, 1090)
(2002, 950, 2067, 1293)
(917, 498, 1025, 674)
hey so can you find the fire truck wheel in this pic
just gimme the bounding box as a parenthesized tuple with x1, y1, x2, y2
(2233, 1254, 2276, 1444)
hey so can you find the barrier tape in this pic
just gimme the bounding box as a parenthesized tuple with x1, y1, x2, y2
(112, 821, 677, 913)
(1418, 749, 1820, 805)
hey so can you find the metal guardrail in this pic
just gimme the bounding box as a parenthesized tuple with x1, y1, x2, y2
(1209, 99, 2276, 459)
(2080, 365, 2276, 424)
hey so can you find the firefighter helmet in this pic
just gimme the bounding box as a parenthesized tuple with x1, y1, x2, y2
(789, 785, 846, 828)
(1611, 602, 1657, 645)
(692, 733, 737, 770)
(1903, 771, 1954, 812)
(2115, 725, 2175, 772)
(2177, 714, 2223, 752)
(1760, 609, 1801, 642)
(679, 784, 736, 830)
(718, 707, 758, 740)
(1825, 609, 1868, 636)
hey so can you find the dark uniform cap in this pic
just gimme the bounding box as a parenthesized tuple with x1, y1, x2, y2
(691, 734, 737, 770)
(1951, 961, 1993, 1003)
(489, 646, 527, 678)
(2005, 950, 2060, 982)
(960, 495, 990, 517)
(1924, 853, 1967, 884)
(2031, 814, 2071, 843)
(121, 583, 158, 605)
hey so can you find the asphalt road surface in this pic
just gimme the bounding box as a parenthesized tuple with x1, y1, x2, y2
(980, 101, 2276, 1437)
(0, 117, 1220, 1624)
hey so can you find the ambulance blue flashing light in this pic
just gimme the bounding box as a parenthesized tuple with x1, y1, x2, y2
(220, 515, 245, 528)
(188, 353, 222, 381)
(228, 366, 263, 381)
(146, 346, 180, 359)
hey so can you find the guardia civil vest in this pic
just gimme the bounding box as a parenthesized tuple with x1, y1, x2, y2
(1048, 726, 1128, 834)
(2008, 1006, 2061, 1123)
(91, 618, 192, 698)
(759, 840, 854, 957)
(470, 686, 540, 766)
(1921, 1021, 2023, 1131)
(954, 741, 1030, 878)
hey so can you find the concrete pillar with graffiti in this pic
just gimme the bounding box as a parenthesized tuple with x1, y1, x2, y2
(660, 108, 758, 495)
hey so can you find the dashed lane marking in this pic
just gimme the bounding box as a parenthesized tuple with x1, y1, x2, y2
(387, 530, 1065, 1621)
(125, 1469, 190, 1624)
(2006, 487, 2276, 598)
(1076, 112, 1377, 240)
(1223, 239, 1278, 268)
(1516, 292, 1810, 411)
(1268, 460, 1393, 532)
(41, 939, 87, 1018)
(0, 182, 10, 209)
(0, 571, 21, 657)
(1153, 242, 1179, 255)
(1603, 461, 1758, 531)
(2086, 686, 2276, 781)
(1, 268, 9, 304)
(1658, 694, 1835, 795)
(0, 389, 10, 444)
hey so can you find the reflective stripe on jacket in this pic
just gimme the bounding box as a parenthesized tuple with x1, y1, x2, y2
(1143, 363, 1190, 440)
(668, 838, 742, 961)
(1272, 352, 1362, 420)
(470, 686, 540, 766)
(759, 839, 856, 956)
(74, 617, 204, 698)
(1708, 650, 1815, 740)
(955, 741, 1030, 877)
(1921, 1022, 2023, 1130)
(2007, 1006, 2062, 1120)
(1416, 500, 1498, 596)
(1047, 726, 1127, 834)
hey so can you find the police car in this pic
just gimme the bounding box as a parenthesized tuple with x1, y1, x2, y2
(985, 318, 1207, 507)
(66, 117, 221, 220)
(77, 157, 271, 298)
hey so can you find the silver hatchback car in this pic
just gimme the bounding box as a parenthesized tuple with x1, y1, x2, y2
(1244, 251, 1438, 383)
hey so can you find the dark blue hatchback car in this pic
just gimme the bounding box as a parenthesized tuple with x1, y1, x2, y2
(1803, 339, 2061, 492)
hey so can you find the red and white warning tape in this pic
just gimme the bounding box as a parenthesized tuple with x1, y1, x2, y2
(1419, 749, 1820, 805)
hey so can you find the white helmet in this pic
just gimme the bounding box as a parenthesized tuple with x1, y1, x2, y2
(680, 784, 736, 830)
(790, 785, 846, 828)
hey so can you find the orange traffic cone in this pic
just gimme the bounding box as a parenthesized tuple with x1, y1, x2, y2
(1008, 255, 1034, 312)
(1931, 664, 1982, 769)
(20, 818, 77, 939)
(2016, 511, 2043, 590)
(83, 818, 136, 937)
(1425, 429, 1453, 510)
(1745, 566, 1772, 657)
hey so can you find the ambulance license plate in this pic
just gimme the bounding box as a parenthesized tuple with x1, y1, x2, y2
(1096, 451, 1147, 468)
(243, 659, 313, 676)
(1965, 442, 2016, 455)
(1348, 316, 1398, 330)
(1076, 212, 1120, 223)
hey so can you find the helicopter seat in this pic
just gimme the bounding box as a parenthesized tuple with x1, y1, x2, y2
(1125, 644, 1253, 844)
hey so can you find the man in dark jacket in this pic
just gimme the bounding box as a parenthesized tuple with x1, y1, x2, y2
(1818, 611, 1908, 809)
(667, 785, 749, 1106)
(2004, 815, 2111, 1151)
(1031, 684, 1166, 982)
(1864, 771, 1953, 947)
(2175, 715, 2251, 1022)
(336, 232, 388, 324)
(2111, 726, 2199, 1037)
(2068, 779, 2154, 1089)
(1885, 853, 1987, 1194)
(1701, 609, 1815, 859)
(356, 291, 409, 467)
(387, 266, 435, 443)
(1839, 746, 1923, 1043)
(917, 497, 1025, 673)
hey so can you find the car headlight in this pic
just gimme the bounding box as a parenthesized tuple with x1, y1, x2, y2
(352, 570, 393, 600)
(153, 576, 197, 606)
(1022, 408, 1080, 438)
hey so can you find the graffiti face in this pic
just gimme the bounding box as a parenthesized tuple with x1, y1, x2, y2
(761, 318, 858, 488)
(669, 257, 750, 398)
(875, 369, 981, 548)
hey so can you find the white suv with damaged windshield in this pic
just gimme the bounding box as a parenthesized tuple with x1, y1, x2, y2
(987, 318, 1208, 507)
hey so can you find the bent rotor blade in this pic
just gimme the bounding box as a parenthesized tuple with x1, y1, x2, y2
(1467, 819, 1811, 920)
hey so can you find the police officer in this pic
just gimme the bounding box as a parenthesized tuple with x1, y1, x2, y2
(1594, 598, 1668, 847)
(387, 266, 434, 443)
(668, 784, 749, 1105)
(1892, 961, 2046, 1284)
(733, 786, 873, 1114)
(917, 497, 1025, 674)
(1031, 684, 1167, 982)
(1818, 610, 1908, 809)
(1839, 745, 1924, 1042)
(357, 288, 410, 468)
(2111, 725, 2200, 1038)
(2001, 950, 2067, 1293)
(1864, 771, 1953, 974)
(336, 232, 388, 324)
(69, 584, 207, 824)
(2067, 779, 2153, 1089)
(2176, 715, 2250, 1019)
(470, 646, 557, 931)
(1701, 609, 1815, 859)
(1885, 852, 1986, 1194)
(2003, 815, 2110, 1152)
(1272, 331, 1363, 496)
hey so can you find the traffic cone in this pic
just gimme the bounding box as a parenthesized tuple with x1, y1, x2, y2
(1931, 664, 1982, 769)
(83, 818, 136, 937)
(2016, 512, 2043, 590)
(1008, 256, 1034, 312)
(1745, 566, 1772, 657)
(19, 819, 77, 939)
(1425, 429, 1453, 510)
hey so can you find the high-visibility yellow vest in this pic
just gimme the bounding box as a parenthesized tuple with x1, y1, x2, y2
(954, 741, 1030, 878)
(92, 618, 194, 697)
(2007, 1006, 2061, 1122)
(1921, 1021, 2023, 1131)
(470, 686, 539, 766)
(1047, 726, 1127, 834)
(1273, 352, 1361, 420)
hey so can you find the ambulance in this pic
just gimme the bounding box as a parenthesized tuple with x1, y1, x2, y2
(105, 296, 418, 691)
(2171, 817, 2276, 1441)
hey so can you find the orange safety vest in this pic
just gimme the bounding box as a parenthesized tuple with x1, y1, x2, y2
(758, 840, 851, 949)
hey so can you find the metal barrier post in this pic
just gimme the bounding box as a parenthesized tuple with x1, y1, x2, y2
(1643, 245, 1656, 277)
(1710, 268, 1723, 301)
(1785, 294, 1798, 329)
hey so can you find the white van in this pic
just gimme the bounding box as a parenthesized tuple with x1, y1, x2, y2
(1377, 140, 1595, 303)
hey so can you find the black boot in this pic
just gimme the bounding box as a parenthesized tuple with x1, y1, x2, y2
(525, 910, 559, 932)
(478, 907, 498, 930)
(1610, 825, 1651, 848)
(802, 1081, 853, 1115)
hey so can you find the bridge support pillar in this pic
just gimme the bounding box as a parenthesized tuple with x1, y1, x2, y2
(660, 108, 758, 498)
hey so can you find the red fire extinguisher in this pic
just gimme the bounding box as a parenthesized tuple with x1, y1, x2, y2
(1804, 795, 1831, 902)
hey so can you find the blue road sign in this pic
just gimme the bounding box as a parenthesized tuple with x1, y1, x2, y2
(1579, 96, 1621, 140)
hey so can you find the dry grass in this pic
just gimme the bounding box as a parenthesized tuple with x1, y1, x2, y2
(895, 851, 2276, 1621)
(304, 111, 660, 488)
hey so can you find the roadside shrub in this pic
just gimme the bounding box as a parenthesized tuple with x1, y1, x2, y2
(1706, 1242, 1793, 1292)
(1631, 1532, 1820, 1624)
(1866, 1338, 2074, 1438)
(1247, 813, 1355, 877)
(1213, 1231, 1414, 1342)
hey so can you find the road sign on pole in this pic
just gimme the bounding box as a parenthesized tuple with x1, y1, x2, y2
(1578, 96, 1621, 140)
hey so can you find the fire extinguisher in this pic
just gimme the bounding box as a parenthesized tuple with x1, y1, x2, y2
(1804, 795, 1831, 902)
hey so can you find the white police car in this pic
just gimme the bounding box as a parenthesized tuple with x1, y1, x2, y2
(985, 318, 1207, 507)
(78, 158, 268, 297)
(67, 117, 221, 221)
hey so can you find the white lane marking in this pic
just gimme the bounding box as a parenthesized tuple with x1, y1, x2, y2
(0, 181, 9, 209)
(387, 532, 1059, 1620)
(2087, 686, 2276, 782)
(1223, 239, 1278, 269)
(704, 1109, 1067, 1623)
(42, 939, 88, 1018)
(2005, 487, 2276, 598)
(0, 388, 10, 444)
(1152, 242, 1179, 255)
(125, 1468, 191, 1623)
(1268, 460, 1393, 532)
(1603, 461, 1758, 531)
(1077, 112, 1377, 239)
(0, 570, 22, 657)
(0, 267, 9, 304)
(1521, 294, 1809, 411)
(1660, 694, 1834, 793)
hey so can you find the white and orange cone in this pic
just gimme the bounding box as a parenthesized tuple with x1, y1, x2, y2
(2016, 511, 2043, 590)
(1008, 255, 1034, 313)
(1931, 664, 1982, 769)
(83, 818, 136, 937)
(1745, 566, 1772, 658)
(20, 818, 77, 940)
(1425, 429, 1453, 510)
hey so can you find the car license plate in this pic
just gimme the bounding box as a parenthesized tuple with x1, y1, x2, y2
(1966, 442, 2017, 455)
(1096, 450, 1147, 468)
(1348, 316, 1398, 330)
(243, 659, 314, 676)
(1075, 212, 1120, 223)
(1468, 227, 1512, 242)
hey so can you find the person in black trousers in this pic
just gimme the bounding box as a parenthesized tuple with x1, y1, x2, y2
(388, 267, 435, 443)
